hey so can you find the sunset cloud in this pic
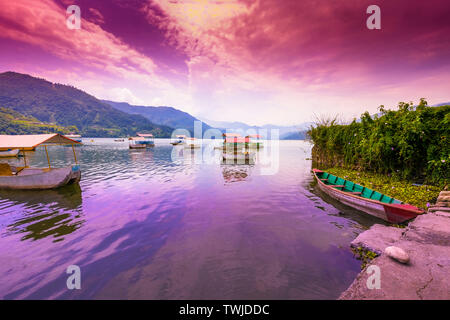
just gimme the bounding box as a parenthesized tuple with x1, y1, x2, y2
(0, 0, 449, 124)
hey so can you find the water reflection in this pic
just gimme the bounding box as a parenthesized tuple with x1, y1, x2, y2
(221, 164, 254, 184)
(0, 184, 83, 242)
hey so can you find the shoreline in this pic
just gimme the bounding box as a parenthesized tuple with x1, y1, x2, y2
(339, 191, 450, 300)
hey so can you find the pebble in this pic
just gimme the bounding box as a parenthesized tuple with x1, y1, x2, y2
(384, 246, 410, 264)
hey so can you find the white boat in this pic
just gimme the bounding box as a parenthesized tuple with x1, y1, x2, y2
(64, 134, 82, 143)
(129, 133, 155, 149)
(0, 134, 82, 190)
(171, 135, 186, 145)
(0, 149, 19, 157)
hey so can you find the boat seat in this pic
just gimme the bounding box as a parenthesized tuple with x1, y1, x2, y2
(332, 185, 346, 188)
(347, 192, 362, 195)
(320, 178, 328, 181)
(0, 163, 13, 176)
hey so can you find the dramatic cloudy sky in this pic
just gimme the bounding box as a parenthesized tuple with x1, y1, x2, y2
(0, 0, 449, 125)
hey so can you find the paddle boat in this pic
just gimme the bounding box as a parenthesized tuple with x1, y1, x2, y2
(171, 135, 186, 145)
(129, 133, 155, 149)
(0, 134, 82, 190)
(0, 149, 20, 157)
(312, 169, 424, 223)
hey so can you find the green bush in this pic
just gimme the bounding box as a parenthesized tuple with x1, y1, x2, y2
(308, 99, 449, 186)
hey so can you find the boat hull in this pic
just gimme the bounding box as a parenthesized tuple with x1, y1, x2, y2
(0, 165, 81, 190)
(313, 169, 423, 223)
(0, 149, 19, 157)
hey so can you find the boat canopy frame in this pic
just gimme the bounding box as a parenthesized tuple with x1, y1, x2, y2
(0, 134, 82, 169)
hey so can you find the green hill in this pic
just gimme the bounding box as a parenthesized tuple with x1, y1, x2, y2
(103, 100, 213, 135)
(0, 72, 173, 137)
(0, 107, 76, 135)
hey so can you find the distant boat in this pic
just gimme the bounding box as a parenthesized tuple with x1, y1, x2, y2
(171, 135, 186, 145)
(114, 138, 125, 142)
(64, 134, 82, 143)
(312, 169, 424, 223)
(129, 133, 155, 149)
(0, 134, 82, 190)
(0, 149, 19, 158)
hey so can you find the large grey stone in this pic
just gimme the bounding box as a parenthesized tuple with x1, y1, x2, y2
(350, 224, 404, 254)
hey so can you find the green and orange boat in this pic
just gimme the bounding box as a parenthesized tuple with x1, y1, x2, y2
(312, 169, 424, 223)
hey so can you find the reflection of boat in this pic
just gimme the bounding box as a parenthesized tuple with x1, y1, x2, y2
(0, 149, 19, 157)
(171, 135, 186, 145)
(221, 164, 253, 183)
(3, 184, 84, 242)
(64, 134, 82, 143)
(129, 133, 155, 149)
(0, 134, 82, 190)
(312, 169, 424, 223)
(184, 137, 201, 149)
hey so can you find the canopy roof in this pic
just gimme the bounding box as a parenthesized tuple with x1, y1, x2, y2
(225, 137, 250, 143)
(0, 134, 82, 149)
(222, 133, 241, 137)
(137, 133, 153, 137)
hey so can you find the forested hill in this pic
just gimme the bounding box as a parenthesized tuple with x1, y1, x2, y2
(103, 100, 212, 135)
(0, 72, 173, 137)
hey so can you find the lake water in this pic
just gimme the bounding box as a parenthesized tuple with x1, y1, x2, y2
(0, 139, 382, 299)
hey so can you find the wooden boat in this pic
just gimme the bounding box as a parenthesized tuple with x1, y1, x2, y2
(129, 133, 155, 149)
(171, 135, 186, 145)
(0, 134, 82, 190)
(0, 149, 19, 157)
(312, 169, 424, 223)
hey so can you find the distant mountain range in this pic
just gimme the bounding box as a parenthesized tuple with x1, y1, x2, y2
(102, 100, 212, 135)
(0, 72, 172, 137)
(198, 118, 311, 139)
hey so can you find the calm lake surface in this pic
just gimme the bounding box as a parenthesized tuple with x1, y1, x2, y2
(0, 139, 382, 299)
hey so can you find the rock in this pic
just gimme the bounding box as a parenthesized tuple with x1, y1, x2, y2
(351, 224, 404, 255)
(385, 246, 410, 264)
(439, 191, 450, 196)
(429, 207, 450, 213)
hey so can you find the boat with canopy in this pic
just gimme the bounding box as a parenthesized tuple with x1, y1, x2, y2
(312, 169, 424, 223)
(0, 134, 82, 190)
(171, 135, 186, 145)
(128, 133, 155, 149)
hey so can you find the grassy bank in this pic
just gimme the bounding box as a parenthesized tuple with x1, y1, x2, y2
(308, 99, 449, 186)
(325, 167, 441, 210)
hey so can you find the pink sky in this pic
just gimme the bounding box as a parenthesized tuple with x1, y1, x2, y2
(0, 0, 449, 125)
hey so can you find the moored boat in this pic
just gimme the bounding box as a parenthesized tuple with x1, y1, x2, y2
(312, 169, 424, 223)
(0, 149, 20, 157)
(64, 134, 82, 143)
(129, 133, 155, 149)
(171, 135, 186, 145)
(0, 134, 82, 190)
